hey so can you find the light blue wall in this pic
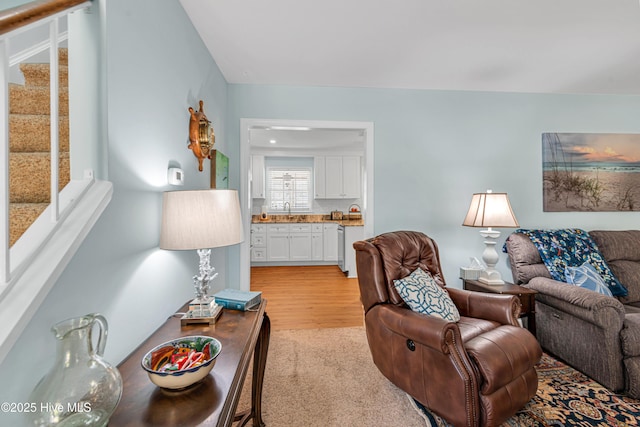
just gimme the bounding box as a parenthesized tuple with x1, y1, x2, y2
(3, 1, 640, 423)
(1, 0, 31, 10)
(0, 1, 230, 424)
(228, 85, 640, 285)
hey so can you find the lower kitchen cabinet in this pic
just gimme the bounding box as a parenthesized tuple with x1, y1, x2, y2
(251, 222, 341, 265)
(289, 227, 312, 261)
(250, 224, 267, 262)
(267, 232, 290, 261)
(323, 223, 338, 261)
(311, 224, 323, 261)
(266, 223, 313, 262)
(266, 224, 290, 261)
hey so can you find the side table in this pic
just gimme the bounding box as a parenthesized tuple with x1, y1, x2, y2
(109, 299, 270, 427)
(462, 279, 537, 336)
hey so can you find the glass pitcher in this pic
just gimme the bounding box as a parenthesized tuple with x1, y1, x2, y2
(29, 313, 123, 427)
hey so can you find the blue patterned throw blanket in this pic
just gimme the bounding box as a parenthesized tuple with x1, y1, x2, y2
(506, 228, 627, 297)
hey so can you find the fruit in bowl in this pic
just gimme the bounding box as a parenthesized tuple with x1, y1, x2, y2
(141, 335, 222, 390)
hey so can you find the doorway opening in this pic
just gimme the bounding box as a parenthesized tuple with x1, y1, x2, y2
(239, 119, 374, 291)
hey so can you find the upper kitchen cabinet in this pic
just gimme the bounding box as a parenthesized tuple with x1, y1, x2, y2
(315, 155, 361, 199)
(251, 155, 265, 199)
(313, 156, 326, 198)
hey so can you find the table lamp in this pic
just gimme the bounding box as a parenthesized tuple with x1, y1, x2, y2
(160, 189, 244, 324)
(462, 190, 519, 285)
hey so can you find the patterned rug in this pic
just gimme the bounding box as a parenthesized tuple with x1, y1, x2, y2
(412, 353, 640, 426)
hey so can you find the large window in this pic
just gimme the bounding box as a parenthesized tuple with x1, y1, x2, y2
(266, 167, 312, 212)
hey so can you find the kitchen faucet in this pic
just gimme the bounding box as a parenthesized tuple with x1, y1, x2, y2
(284, 202, 291, 216)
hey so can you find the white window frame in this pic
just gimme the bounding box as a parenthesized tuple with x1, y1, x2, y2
(266, 167, 312, 212)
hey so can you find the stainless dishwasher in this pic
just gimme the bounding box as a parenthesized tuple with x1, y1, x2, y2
(337, 225, 346, 272)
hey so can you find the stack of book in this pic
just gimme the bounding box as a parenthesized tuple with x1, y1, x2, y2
(214, 289, 262, 311)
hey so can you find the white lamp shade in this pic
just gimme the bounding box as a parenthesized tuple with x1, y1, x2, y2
(160, 189, 244, 250)
(462, 192, 519, 228)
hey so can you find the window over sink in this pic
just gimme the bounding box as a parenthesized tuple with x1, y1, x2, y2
(267, 167, 312, 212)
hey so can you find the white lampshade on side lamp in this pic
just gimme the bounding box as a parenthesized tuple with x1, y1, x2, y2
(160, 189, 244, 324)
(462, 190, 519, 285)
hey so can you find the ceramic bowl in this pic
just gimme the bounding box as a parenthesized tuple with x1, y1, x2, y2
(141, 335, 222, 390)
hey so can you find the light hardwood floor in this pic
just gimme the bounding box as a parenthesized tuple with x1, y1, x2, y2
(250, 265, 365, 330)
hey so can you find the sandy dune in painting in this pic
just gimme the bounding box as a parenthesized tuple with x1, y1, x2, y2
(544, 170, 640, 212)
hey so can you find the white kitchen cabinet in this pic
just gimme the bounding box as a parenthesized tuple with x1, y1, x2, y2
(267, 233, 290, 261)
(265, 223, 314, 262)
(252, 247, 267, 262)
(323, 156, 361, 199)
(323, 223, 339, 261)
(341, 156, 361, 199)
(289, 224, 312, 233)
(252, 221, 342, 265)
(289, 223, 312, 261)
(313, 156, 325, 199)
(266, 224, 290, 261)
(251, 155, 265, 199)
(311, 233, 323, 260)
(311, 224, 323, 261)
(290, 234, 312, 261)
(250, 224, 267, 262)
(324, 156, 342, 199)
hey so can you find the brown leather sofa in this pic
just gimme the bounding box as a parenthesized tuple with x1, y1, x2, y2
(354, 231, 541, 427)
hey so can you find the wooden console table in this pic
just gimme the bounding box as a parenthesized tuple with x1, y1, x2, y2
(109, 299, 270, 427)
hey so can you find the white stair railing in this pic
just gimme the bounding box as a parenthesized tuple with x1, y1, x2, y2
(0, 0, 91, 289)
(0, 39, 8, 284)
(0, 0, 114, 366)
(49, 18, 60, 224)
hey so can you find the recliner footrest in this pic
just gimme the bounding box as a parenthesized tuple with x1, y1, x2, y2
(465, 325, 541, 394)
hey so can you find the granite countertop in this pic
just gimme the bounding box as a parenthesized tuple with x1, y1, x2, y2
(251, 214, 364, 227)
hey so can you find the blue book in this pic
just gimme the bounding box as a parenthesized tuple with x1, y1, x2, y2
(214, 289, 262, 311)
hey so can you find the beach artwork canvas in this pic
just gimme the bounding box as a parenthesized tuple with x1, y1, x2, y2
(543, 132, 640, 212)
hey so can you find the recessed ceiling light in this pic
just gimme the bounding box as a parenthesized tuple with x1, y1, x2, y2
(269, 139, 277, 144)
(269, 126, 311, 131)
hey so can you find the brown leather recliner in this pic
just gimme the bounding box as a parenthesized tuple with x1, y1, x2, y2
(354, 231, 542, 427)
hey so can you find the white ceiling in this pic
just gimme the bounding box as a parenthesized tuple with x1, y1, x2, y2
(181, 0, 640, 96)
(249, 127, 365, 151)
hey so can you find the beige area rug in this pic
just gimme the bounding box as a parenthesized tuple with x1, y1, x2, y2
(235, 326, 428, 427)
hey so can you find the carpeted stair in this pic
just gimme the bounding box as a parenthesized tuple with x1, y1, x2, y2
(8, 48, 70, 246)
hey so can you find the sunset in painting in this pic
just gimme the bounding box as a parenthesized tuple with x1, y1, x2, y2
(543, 133, 640, 211)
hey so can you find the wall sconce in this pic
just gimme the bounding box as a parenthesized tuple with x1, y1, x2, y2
(188, 100, 215, 171)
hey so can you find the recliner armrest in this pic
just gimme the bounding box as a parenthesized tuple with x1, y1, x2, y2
(375, 304, 462, 354)
(447, 288, 520, 326)
(528, 277, 625, 328)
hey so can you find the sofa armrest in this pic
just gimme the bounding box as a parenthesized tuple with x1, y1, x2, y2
(447, 288, 520, 326)
(375, 304, 462, 354)
(527, 277, 625, 328)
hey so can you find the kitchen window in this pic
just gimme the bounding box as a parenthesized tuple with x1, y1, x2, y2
(266, 167, 312, 212)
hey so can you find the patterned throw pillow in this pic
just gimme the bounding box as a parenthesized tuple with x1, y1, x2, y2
(393, 268, 460, 322)
(565, 262, 613, 297)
